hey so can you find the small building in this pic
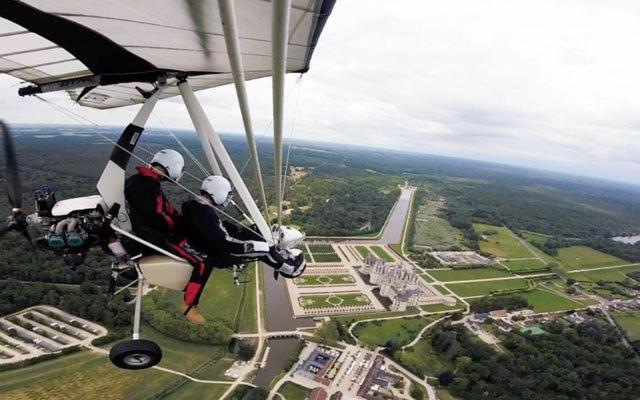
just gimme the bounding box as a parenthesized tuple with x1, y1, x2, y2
(473, 312, 489, 322)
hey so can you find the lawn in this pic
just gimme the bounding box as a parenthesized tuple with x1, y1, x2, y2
(571, 265, 640, 282)
(445, 278, 530, 297)
(611, 312, 640, 342)
(294, 274, 356, 286)
(299, 293, 371, 309)
(427, 267, 512, 282)
(501, 258, 548, 271)
(0, 351, 179, 400)
(355, 245, 372, 258)
(278, 382, 311, 400)
(160, 264, 257, 332)
(163, 382, 228, 399)
(332, 308, 420, 325)
(371, 246, 394, 262)
(556, 246, 627, 271)
(354, 316, 435, 346)
(420, 273, 435, 283)
(420, 303, 465, 313)
(312, 253, 342, 263)
(393, 333, 453, 378)
(473, 223, 532, 259)
(520, 288, 586, 312)
(307, 244, 336, 254)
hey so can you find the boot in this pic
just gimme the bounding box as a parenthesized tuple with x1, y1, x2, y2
(180, 304, 206, 325)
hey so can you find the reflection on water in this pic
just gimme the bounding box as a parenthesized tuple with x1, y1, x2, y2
(611, 235, 640, 245)
(262, 264, 315, 332)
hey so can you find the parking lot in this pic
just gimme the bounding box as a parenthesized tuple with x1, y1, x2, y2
(0, 305, 107, 364)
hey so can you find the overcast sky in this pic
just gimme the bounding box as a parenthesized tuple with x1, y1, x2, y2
(2, 0, 640, 185)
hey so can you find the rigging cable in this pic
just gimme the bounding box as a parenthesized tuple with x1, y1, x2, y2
(153, 114, 210, 179)
(34, 95, 266, 241)
(280, 74, 303, 206)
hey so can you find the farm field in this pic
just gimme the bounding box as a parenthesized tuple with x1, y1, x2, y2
(445, 278, 529, 298)
(520, 289, 586, 312)
(278, 382, 311, 400)
(556, 246, 627, 271)
(412, 198, 466, 251)
(426, 267, 511, 282)
(611, 312, 640, 342)
(571, 265, 640, 282)
(160, 265, 257, 332)
(299, 293, 371, 309)
(354, 316, 436, 346)
(294, 274, 355, 286)
(473, 223, 532, 259)
(0, 351, 177, 399)
(501, 258, 548, 271)
(370, 246, 394, 262)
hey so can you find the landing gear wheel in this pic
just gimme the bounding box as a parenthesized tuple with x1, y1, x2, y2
(109, 339, 162, 370)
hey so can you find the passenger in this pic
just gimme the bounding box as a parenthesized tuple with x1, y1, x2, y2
(177, 175, 305, 324)
(124, 149, 185, 253)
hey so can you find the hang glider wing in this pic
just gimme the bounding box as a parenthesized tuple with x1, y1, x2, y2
(0, 0, 335, 109)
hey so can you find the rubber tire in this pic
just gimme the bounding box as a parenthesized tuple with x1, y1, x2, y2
(109, 339, 162, 370)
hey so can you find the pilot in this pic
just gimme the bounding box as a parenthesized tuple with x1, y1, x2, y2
(176, 175, 305, 325)
(124, 149, 185, 253)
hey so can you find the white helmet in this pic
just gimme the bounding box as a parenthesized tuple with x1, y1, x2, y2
(201, 175, 232, 206)
(151, 149, 184, 181)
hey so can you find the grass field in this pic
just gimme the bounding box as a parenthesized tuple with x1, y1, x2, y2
(294, 274, 355, 286)
(571, 265, 640, 282)
(163, 382, 228, 399)
(520, 288, 586, 312)
(427, 267, 512, 282)
(0, 351, 178, 400)
(307, 244, 336, 254)
(371, 246, 394, 262)
(278, 382, 311, 400)
(393, 333, 452, 378)
(161, 264, 257, 332)
(556, 246, 627, 271)
(520, 231, 552, 247)
(611, 312, 640, 342)
(332, 308, 420, 325)
(355, 245, 372, 258)
(354, 316, 436, 346)
(445, 278, 529, 297)
(420, 273, 435, 283)
(473, 223, 532, 259)
(501, 258, 548, 271)
(299, 293, 371, 309)
(420, 303, 464, 313)
(138, 323, 230, 373)
(412, 198, 466, 251)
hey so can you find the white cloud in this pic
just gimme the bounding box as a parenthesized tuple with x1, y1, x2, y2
(2, 0, 640, 184)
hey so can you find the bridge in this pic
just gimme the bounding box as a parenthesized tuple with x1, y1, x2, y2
(231, 330, 313, 340)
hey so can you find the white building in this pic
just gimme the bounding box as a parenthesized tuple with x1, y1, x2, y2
(361, 256, 456, 311)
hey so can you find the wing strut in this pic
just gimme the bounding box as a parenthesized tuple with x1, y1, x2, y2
(272, 0, 292, 226)
(218, 0, 270, 222)
(178, 80, 273, 245)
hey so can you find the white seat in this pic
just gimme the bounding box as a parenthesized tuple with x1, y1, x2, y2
(138, 255, 192, 291)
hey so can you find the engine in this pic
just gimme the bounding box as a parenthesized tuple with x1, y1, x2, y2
(27, 186, 110, 267)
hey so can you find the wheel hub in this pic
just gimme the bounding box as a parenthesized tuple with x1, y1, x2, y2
(124, 353, 152, 366)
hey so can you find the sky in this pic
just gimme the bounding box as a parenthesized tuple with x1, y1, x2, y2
(1, 0, 640, 185)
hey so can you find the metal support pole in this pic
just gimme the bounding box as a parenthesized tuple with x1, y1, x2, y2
(272, 0, 292, 226)
(132, 275, 144, 340)
(178, 81, 273, 244)
(97, 85, 165, 230)
(218, 0, 270, 221)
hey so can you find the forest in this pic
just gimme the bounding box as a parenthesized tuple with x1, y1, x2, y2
(427, 321, 640, 400)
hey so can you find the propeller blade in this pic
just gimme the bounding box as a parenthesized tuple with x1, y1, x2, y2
(0, 121, 22, 210)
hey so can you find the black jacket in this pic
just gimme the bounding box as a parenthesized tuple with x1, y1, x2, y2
(124, 166, 180, 249)
(181, 197, 266, 265)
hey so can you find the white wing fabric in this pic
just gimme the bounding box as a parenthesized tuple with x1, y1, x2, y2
(0, 0, 335, 108)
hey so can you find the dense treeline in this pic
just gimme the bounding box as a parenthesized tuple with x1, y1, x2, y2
(142, 291, 232, 344)
(0, 279, 131, 328)
(427, 321, 640, 400)
(469, 295, 529, 313)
